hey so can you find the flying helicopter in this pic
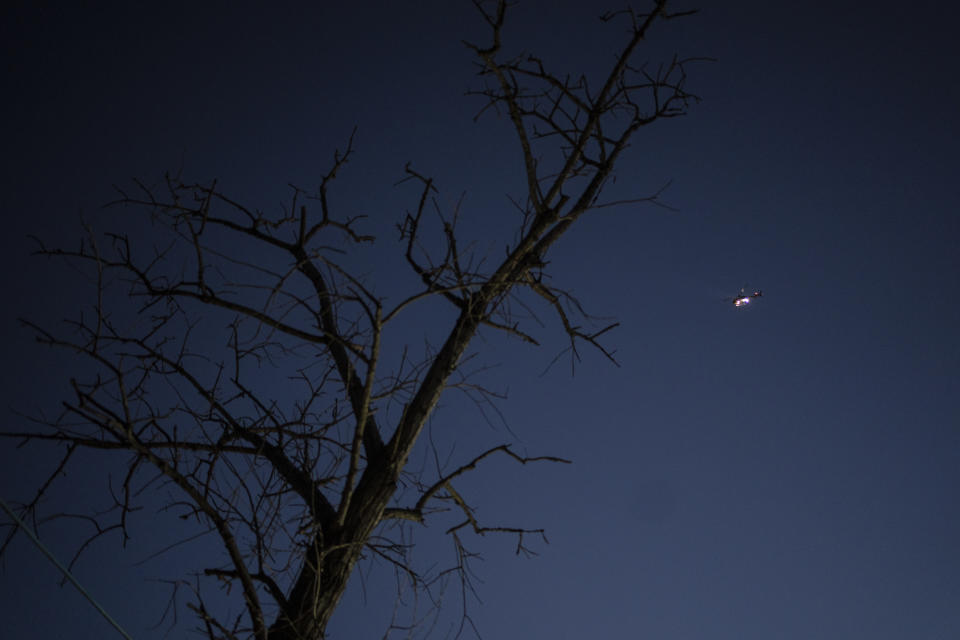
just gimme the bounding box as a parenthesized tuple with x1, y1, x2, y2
(730, 288, 762, 307)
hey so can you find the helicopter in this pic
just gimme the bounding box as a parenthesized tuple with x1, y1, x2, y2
(730, 288, 762, 307)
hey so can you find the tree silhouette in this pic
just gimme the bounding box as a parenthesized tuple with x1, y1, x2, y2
(2, 1, 703, 637)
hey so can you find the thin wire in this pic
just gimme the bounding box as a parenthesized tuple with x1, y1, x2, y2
(0, 495, 134, 640)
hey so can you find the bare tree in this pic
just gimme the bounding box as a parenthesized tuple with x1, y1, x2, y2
(2, 2, 703, 638)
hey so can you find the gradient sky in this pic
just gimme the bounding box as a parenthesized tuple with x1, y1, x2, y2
(1, 1, 958, 638)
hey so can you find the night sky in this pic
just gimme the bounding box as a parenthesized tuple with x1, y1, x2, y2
(2, 1, 958, 638)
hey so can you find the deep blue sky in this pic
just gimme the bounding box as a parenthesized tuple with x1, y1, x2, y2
(1, 1, 958, 638)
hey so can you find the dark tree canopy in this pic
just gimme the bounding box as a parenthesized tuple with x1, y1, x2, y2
(2, 2, 702, 637)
